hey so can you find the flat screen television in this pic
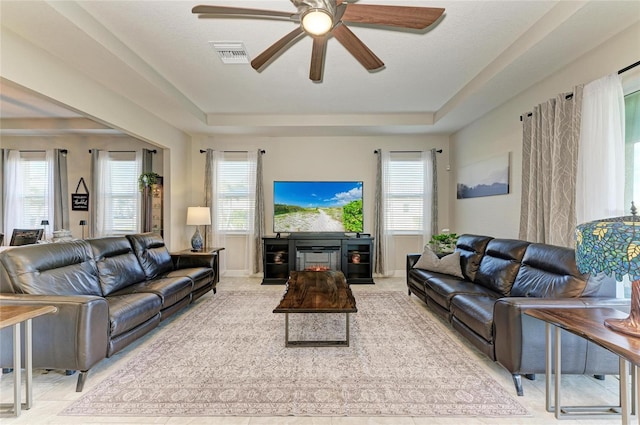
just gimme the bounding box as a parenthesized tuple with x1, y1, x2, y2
(273, 181, 363, 233)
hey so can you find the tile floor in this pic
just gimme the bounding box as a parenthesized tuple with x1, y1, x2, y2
(0, 276, 629, 424)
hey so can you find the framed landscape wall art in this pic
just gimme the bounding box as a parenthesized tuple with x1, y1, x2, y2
(457, 153, 510, 199)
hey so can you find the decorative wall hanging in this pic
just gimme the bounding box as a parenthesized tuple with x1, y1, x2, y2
(71, 177, 90, 211)
(457, 153, 510, 199)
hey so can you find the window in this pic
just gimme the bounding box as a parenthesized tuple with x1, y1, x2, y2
(624, 89, 640, 210)
(384, 152, 429, 234)
(20, 152, 50, 227)
(216, 153, 255, 233)
(3, 150, 55, 242)
(96, 151, 140, 236)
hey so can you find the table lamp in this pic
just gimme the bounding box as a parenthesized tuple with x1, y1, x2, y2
(40, 220, 49, 239)
(186, 206, 211, 251)
(576, 202, 640, 336)
(79, 220, 87, 239)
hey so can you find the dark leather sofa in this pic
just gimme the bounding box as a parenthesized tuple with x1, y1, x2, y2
(407, 234, 629, 396)
(0, 233, 217, 391)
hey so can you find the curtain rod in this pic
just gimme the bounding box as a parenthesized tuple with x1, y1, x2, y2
(199, 149, 266, 154)
(619, 60, 640, 75)
(88, 150, 138, 153)
(374, 149, 442, 154)
(520, 61, 640, 122)
(17, 149, 68, 154)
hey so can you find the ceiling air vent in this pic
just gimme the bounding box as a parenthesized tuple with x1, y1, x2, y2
(209, 42, 250, 64)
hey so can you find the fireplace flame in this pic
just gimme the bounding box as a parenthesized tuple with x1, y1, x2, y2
(305, 265, 331, 271)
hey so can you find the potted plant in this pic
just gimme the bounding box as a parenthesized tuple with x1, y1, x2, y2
(429, 232, 459, 254)
(138, 172, 160, 192)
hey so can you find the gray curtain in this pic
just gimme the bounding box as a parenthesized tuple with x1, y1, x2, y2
(253, 150, 265, 274)
(429, 148, 439, 237)
(53, 149, 69, 231)
(203, 149, 214, 251)
(374, 149, 386, 275)
(89, 149, 100, 238)
(141, 148, 154, 232)
(0, 149, 4, 241)
(519, 86, 583, 247)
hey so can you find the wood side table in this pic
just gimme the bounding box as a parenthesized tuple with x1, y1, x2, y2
(0, 305, 57, 417)
(526, 307, 640, 424)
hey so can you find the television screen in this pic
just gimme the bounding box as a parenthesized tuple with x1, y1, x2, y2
(273, 181, 363, 233)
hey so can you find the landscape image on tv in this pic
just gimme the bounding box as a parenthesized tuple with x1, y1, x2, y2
(274, 181, 363, 233)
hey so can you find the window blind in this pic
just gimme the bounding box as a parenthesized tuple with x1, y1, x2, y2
(385, 152, 425, 233)
(217, 156, 253, 232)
(20, 152, 48, 228)
(107, 152, 138, 234)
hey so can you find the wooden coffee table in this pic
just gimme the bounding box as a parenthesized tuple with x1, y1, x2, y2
(273, 270, 357, 347)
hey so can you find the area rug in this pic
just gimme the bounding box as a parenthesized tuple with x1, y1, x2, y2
(61, 291, 528, 417)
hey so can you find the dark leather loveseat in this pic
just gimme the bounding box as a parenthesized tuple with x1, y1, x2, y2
(407, 234, 629, 396)
(0, 233, 217, 391)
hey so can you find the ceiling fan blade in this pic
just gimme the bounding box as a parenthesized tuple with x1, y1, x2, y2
(332, 24, 384, 71)
(251, 27, 306, 71)
(192, 5, 298, 21)
(309, 36, 328, 82)
(341, 4, 445, 29)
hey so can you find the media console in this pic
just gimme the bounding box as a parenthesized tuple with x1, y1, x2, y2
(262, 234, 374, 285)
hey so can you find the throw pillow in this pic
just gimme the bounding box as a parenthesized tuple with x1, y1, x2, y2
(413, 246, 464, 279)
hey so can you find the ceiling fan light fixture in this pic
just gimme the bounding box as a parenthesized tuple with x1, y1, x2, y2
(301, 9, 333, 36)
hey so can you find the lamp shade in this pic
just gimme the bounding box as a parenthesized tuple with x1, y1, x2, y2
(576, 213, 640, 282)
(576, 205, 639, 336)
(79, 220, 87, 226)
(186, 207, 211, 226)
(41, 220, 49, 226)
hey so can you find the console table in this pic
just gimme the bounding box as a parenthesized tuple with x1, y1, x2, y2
(262, 235, 374, 285)
(526, 307, 640, 424)
(0, 305, 57, 417)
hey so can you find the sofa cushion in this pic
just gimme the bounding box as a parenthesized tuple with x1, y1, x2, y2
(106, 292, 163, 337)
(0, 240, 101, 296)
(511, 243, 591, 298)
(423, 273, 496, 312)
(88, 236, 147, 296)
(127, 233, 174, 279)
(167, 268, 213, 291)
(413, 247, 464, 279)
(450, 294, 498, 342)
(455, 235, 493, 281)
(474, 239, 530, 296)
(113, 276, 193, 309)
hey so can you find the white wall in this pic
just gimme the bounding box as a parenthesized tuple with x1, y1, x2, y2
(450, 22, 640, 238)
(190, 134, 451, 274)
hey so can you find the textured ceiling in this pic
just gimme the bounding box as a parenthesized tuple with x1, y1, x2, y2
(1, 1, 639, 136)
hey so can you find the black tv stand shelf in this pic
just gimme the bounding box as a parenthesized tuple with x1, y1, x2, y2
(262, 234, 374, 285)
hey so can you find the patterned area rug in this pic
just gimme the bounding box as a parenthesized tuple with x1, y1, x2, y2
(62, 291, 528, 417)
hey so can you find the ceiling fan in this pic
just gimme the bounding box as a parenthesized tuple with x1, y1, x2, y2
(192, 0, 445, 82)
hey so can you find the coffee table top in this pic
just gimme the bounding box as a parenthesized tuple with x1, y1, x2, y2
(273, 270, 357, 314)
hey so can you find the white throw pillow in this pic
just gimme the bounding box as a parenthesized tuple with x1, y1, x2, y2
(413, 246, 464, 279)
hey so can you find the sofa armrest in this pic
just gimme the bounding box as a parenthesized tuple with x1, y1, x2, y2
(406, 253, 421, 281)
(493, 297, 629, 375)
(0, 294, 109, 372)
